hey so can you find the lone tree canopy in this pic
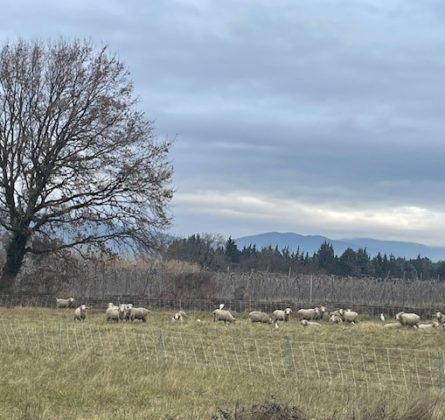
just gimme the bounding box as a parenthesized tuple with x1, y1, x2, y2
(0, 40, 173, 291)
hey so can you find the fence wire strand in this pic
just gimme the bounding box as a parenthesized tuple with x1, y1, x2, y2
(0, 319, 444, 392)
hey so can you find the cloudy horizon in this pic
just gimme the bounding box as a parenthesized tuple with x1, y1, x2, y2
(2, 0, 445, 245)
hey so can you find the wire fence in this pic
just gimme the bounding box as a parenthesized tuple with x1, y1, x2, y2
(0, 319, 444, 392)
(0, 294, 444, 319)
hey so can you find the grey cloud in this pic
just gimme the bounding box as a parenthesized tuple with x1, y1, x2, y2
(1, 0, 445, 241)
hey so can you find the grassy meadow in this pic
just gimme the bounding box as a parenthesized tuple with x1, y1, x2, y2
(1, 307, 445, 419)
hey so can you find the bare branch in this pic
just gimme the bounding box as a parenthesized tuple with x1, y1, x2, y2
(0, 39, 173, 289)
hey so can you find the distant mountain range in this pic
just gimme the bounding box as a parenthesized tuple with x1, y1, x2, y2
(235, 232, 445, 262)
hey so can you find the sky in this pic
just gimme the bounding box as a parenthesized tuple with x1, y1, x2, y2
(1, 0, 445, 244)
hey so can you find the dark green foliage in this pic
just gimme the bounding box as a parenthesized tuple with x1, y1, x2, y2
(317, 241, 335, 271)
(165, 233, 445, 281)
(166, 234, 220, 268)
(225, 237, 240, 263)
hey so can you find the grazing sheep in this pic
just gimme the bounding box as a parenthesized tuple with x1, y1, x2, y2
(248, 311, 273, 324)
(395, 312, 420, 328)
(418, 322, 439, 329)
(129, 307, 150, 322)
(339, 309, 359, 324)
(172, 310, 187, 322)
(74, 304, 88, 321)
(213, 309, 236, 323)
(106, 306, 120, 322)
(56, 297, 75, 308)
(329, 314, 343, 324)
(300, 320, 321, 327)
(435, 312, 445, 325)
(272, 308, 292, 325)
(383, 322, 402, 329)
(297, 307, 320, 321)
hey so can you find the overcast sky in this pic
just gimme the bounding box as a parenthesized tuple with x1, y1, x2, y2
(2, 0, 445, 244)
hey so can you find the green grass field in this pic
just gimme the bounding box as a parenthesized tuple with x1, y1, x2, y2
(1, 307, 445, 419)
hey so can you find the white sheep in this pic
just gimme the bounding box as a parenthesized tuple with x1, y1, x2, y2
(213, 309, 236, 323)
(296, 307, 320, 321)
(116, 304, 133, 321)
(329, 314, 343, 324)
(172, 310, 187, 322)
(106, 306, 120, 322)
(383, 322, 402, 329)
(300, 320, 321, 327)
(314, 305, 326, 320)
(107, 302, 118, 310)
(123, 304, 133, 320)
(272, 307, 292, 325)
(118, 304, 128, 321)
(395, 312, 420, 328)
(248, 311, 273, 324)
(129, 307, 150, 322)
(339, 309, 359, 324)
(435, 312, 445, 325)
(56, 297, 75, 308)
(74, 304, 88, 321)
(418, 322, 439, 329)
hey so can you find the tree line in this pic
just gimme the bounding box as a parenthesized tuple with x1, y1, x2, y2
(165, 234, 445, 280)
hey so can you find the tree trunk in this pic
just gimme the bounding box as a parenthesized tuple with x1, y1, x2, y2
(0, 232, 28, 293)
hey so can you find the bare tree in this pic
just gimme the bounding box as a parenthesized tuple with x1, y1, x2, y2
(0, 40, 173, 291)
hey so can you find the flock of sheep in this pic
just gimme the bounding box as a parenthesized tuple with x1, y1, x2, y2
(214, 304, 445, 330)
(56, 298, 445, 330)
(56, 298, 151, 322)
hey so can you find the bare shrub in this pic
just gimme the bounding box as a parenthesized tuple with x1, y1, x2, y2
(213, 401, 307, 420)
(160, 259, 201, 275)
(170, 271, 215, 299)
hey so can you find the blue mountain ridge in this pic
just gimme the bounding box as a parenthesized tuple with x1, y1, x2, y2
(234, 232, 445, 262)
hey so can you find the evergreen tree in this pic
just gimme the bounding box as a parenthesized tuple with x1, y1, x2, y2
(338, 248, 359, 276)
(317, 241, 335, 272)
(225, 236, 240, 263)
